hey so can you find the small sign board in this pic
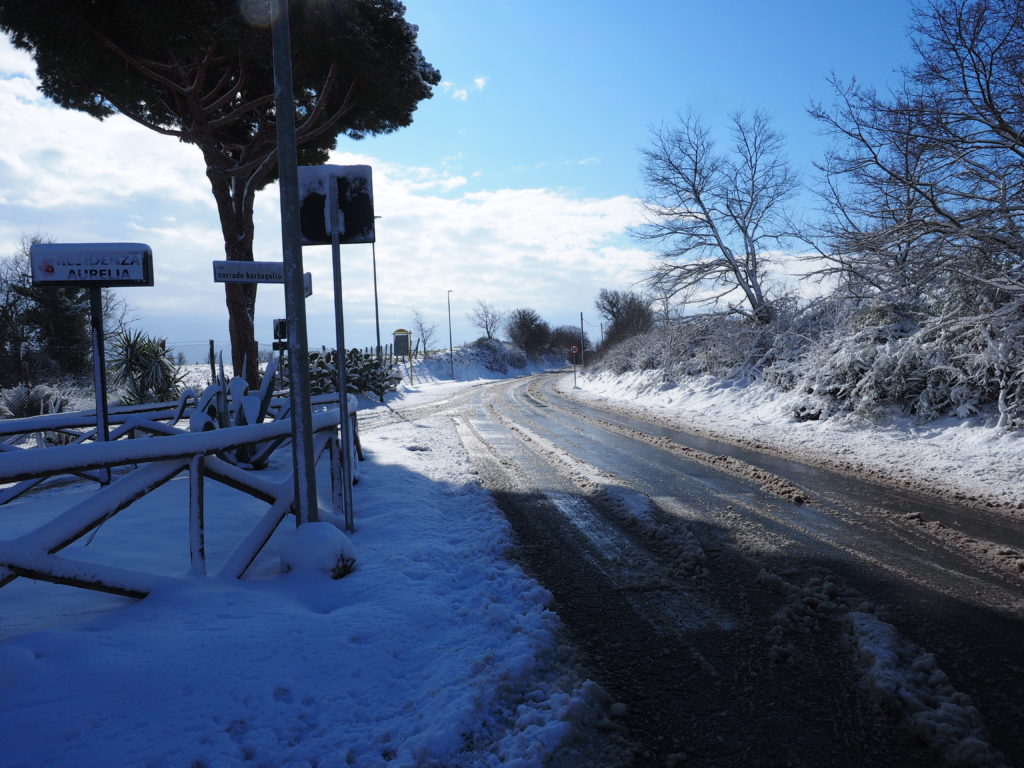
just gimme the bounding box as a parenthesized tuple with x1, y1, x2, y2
(569, 344, 580, 355)
(298, 165, 375, 246)
(212, 261, 312, 297)
(393, 328, 412, 358)
(30, 243, 153, 287)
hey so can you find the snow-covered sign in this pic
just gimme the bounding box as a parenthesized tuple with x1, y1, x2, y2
(212, 261, 312, 297)
(298, 164, 375, 246)
(30, 242, 153, 287)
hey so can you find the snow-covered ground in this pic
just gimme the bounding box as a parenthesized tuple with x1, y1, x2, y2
(3, 353, 1021, 767)
(0, 360, 603, 768)
(573, 369, 1024, 514)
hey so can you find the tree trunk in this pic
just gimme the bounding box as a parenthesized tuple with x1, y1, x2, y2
(207, 169, 260, 387)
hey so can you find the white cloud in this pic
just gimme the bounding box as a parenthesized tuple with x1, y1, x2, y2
(0, 39, 650, 351)
(451, 88, 468, 102)
(473, 77, 487, 90)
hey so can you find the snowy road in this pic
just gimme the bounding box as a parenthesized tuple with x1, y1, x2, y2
(371, 371, 1024, 767)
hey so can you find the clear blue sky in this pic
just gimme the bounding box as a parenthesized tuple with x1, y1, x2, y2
(375, 0, 914, 198)
(0, 1, 917, 358)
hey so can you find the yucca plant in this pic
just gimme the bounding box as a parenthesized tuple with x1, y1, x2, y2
(108, 329, 184, 405)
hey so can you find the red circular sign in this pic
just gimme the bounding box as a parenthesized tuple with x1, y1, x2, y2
(569, 344, 579, 354)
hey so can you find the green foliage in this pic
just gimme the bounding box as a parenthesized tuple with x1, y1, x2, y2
(0, 236, 91, 385)
(301, 348, 400, 402)
(108, 329, 183, 405)
(346, 348, 401, 402)
(307, 350, 339, 396)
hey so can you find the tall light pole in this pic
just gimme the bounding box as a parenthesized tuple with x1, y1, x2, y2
(447, 289, 455, 380)
(371, 215, 382, 358)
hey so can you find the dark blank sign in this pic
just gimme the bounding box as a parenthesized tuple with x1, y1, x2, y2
(298, 165, 375, 246)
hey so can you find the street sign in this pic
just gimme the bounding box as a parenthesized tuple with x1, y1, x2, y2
(30, 243, 153, 287)
(29, 241, 156, 484)
(298, 165, 375, 246)
(569, 344, 580, 355)
(212, 261, 312, 297)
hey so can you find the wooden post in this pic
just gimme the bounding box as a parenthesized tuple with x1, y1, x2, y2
(189, 453, 206, 576)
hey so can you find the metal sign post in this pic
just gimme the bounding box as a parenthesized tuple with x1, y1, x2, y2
(297, 163, 376, 534)
(328, 180, 355, 531)
(271, 0, 319, 526)
(88, 287, 111, 484)
(569, 344, 580, 388)
(30, 242, 154, 485)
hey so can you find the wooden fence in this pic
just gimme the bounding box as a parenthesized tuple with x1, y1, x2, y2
(0, 400, 356, 599)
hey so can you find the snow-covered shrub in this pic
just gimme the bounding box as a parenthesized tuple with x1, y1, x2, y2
(789, 298, 1024, 427)
(0, 383, 67, 419)
(345, 349, 401, 402)
(296, 348, 401, 401)
(595, 312, 774, 381)
(455, 338, 531, 373)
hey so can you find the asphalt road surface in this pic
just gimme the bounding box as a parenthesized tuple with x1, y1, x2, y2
(363, 372, 1024, 768)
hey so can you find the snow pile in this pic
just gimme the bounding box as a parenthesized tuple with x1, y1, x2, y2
(849, 611, 1006, 767)
(576, 370, 1024, 512)
(0, 399, 597, 766)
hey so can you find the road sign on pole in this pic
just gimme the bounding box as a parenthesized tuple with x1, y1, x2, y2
(30, 242, 155, 484)
(212, 261, 312, 297)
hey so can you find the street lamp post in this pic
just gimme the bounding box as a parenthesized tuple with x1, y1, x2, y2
(447, 289, 455, 380)
(372, 215, 382, 359)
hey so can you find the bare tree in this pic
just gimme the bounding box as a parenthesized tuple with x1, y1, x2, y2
(505, 308, 550, 358)
(808, 0, 1024, 306)
(635, 109, 798, 324)
(411, 310, 437, 357)
(467, 300, 504, 340)
(594, 288, 654, 348)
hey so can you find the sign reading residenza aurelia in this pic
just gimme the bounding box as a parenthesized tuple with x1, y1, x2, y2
(30, 243, 154, 287)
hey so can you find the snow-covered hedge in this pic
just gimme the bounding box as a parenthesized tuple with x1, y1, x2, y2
(591, 296, 1024, 430)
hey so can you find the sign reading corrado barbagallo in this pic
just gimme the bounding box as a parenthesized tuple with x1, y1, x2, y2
(30, 243, 153, 287)
(212, 261, 313, 297)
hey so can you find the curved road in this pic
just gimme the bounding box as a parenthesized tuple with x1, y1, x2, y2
(362, 372, 1024, 767)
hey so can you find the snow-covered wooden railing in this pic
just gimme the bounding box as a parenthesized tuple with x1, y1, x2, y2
(0, 393, 198, 448)
(0, 390, 357, 505)
(0, 408, 352, 599)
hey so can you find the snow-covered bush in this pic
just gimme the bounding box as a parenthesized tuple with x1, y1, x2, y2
(457, 337, 529, 373)
(345, 349, 401, 402)
(294, 348, 401, 401)
(786, 298, 1024, 427)
(591, 293, 1024, 430)
(595, 312, 776, 381)
(0, 383, 66, 419)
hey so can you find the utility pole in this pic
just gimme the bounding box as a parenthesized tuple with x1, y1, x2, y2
(372, 215, 382, 358)
(580, 311, 585, 370)
(447, 289, 455, 380)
